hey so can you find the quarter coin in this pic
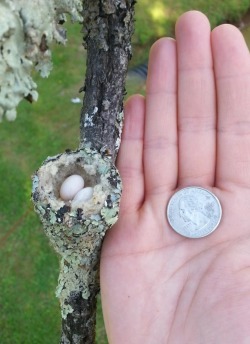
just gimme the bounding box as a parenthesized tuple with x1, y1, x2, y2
(167, 187, 222, 239)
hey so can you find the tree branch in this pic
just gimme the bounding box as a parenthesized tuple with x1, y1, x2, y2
(80, 0, 135, 160)
(32, 1, 135, 343)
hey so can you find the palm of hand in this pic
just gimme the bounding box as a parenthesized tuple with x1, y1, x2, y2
(101, 11, 250, 344)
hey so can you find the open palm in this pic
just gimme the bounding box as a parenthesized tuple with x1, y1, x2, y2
(100, 11, 250, 343)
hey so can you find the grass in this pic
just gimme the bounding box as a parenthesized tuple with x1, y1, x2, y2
(1, 1, 250, 343)
(132, 0, 250, 64)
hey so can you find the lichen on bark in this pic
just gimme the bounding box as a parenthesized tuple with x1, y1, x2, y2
(0, 0, 83, 121)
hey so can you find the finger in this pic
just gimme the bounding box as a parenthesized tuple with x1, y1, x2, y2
(176, 11, 216, 187)
(116, 95, 145, 213)
(211, 24, 250, 189)
(144, 38, 178, 197)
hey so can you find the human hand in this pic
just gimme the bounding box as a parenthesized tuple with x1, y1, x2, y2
(100, 11, 250, 343)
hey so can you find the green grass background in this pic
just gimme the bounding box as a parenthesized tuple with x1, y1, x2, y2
(1, 1, 250, 343)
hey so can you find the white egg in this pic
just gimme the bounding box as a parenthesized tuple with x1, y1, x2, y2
(60, 174, 84, 201)
(73, 187, 94, 202)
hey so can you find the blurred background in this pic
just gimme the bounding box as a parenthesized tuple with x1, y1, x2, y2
(1, 1, 250, 343)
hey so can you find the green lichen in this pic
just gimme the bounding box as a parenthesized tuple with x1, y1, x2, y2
(115, 110, 124, 153)
(0, 0, 83, 121)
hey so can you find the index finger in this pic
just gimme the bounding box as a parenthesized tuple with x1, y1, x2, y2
(144, 38, 178, 198)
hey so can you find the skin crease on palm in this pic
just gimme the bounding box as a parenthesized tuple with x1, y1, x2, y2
(100, 10, 250, 344)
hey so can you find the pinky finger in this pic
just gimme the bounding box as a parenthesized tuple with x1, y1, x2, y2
(116, 95, 145, 214)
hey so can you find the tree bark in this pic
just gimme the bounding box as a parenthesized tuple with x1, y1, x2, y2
(80, 0, 136, 159)
(61, 290, 98, 344)
(60, 260, 99, 344)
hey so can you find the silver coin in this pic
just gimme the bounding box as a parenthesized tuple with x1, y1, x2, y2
(167, 187, 222, 239)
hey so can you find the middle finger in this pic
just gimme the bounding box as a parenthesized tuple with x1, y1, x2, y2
(176, 11, 216, 187)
